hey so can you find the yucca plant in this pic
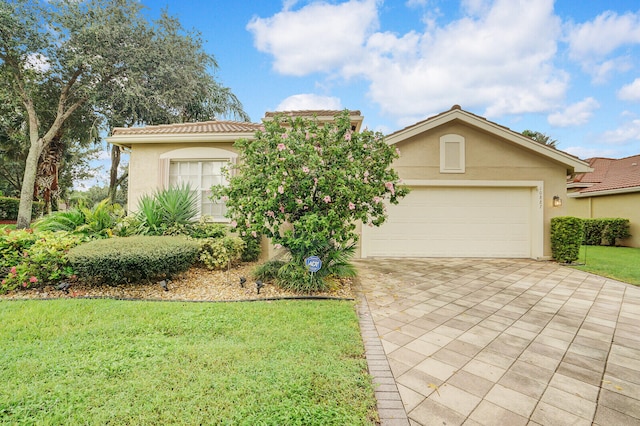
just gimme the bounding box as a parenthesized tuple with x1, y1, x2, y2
(134, 184, 199, 235)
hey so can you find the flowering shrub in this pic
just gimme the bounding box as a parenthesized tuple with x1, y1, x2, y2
(213, 110, 408, 291)
(0, 230, 83, 293)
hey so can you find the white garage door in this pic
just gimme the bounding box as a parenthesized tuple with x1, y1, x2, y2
(362, 186, 533, 258)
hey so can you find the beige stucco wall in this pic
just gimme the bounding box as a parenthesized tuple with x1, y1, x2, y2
(127, 142, 237, 213)
(566, 192, 639, 247)
(384, 121, 570, 258)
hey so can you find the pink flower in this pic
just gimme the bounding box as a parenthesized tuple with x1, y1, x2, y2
(395, 147, 401, 156)
(267, 210, 275, 218)
(323, 195, 331, 203)
(348, 202, 356, 210)
(344, 132, 351, 141)
(274, 244, 282, 249)
(29, 276, 38, 283)
(296, 199, 303, 204)
(373, 196, 382, 203)
(302, 166, 310, 173)
(1, 279, 5, 285)
(385, 181, 395, 195)
(305, 132, 310, 140)
(281, 133, 288, 139)
(279, 205, 285, 213)
(278, 185, 284, 194)
(363, 144, 368, 148)
(22, 282, 27, 288)
(277, 143, 286, 151)
(10, 266, 16, 274)
(364, 171, 369, 177)
(251, 231, 257, 238)
(313, 177, 318, 185)
(221, 195, 229, 202)
(230, 220, 237, 228)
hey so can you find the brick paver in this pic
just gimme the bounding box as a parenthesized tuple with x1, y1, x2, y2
(355, 258, 640, 426)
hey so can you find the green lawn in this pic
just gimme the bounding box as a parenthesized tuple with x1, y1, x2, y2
(571, 245, 640, 285)
(0, 299, 377, 425)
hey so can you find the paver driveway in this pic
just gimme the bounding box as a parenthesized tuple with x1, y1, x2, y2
(354, 258, 640, 426)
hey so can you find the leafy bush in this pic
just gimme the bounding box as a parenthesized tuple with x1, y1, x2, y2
(163, 219, 228, 239)
(134, 184, 199, 235)
(582, 218, 631, 246)
(198, 236, 245, 270)
(213, 110, 407, 290)
(68, 236, 200, 284)
(1, 231, 83, 293)
(583, 219, 605, 245)
(241, 234, 261, 262)
(33, 199, 124, 238)
(0, 197, 44, 221)
(551, 216, 584, 263)
(253, 260, 286, 282)
(0, 228, 40, 270)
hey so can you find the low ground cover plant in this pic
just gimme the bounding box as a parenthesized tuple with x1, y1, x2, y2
(0, 299, 377, 425)
(1, 229, 82, 293)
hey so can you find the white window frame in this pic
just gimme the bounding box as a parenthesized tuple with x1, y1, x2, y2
(160, 147, 237, 222)
(440, 134, 465, 173)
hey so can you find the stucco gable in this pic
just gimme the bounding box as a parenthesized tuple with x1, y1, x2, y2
(386, 105, 591, 174)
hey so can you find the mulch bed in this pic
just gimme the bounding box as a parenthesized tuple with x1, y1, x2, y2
(0, 262, 356, 302)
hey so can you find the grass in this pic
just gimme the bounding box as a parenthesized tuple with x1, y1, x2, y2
(571, 245, 640, 285)
(0, 299, 377, 425)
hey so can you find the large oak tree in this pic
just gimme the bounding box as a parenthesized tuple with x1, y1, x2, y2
(0, 0, 248, 228)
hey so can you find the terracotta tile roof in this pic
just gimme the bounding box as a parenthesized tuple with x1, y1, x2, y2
(263, 109, 362, 118)
(571, 154, 640, 194)
(111, 120, 263, 136)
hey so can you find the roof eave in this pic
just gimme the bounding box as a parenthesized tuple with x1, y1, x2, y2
(106, 132, 257, 148)
(385, 108, 592, 173)
(568, 186, 640, 198)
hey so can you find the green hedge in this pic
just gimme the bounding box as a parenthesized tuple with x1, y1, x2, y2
(0, 197, 45, 221)
(551, 216, 584, 263)
(583, 218, 631, 246)
(68, 236, 200, 284)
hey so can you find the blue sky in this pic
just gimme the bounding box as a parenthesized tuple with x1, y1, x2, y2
(90, 0, 640, 187)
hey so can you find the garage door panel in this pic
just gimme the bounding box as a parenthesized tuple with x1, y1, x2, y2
(364, 187, 532, 258)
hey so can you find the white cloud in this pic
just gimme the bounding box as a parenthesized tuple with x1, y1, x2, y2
(601, 119, 640, 144)
(24, 53, 50, 73)
(547, 98, 600, 127)
(618, 78, 640, 101)
(248, 0, 568, 123)
(564, 146, 620, 160)
(565, 10, 640, 81)
(275, 94, 343, 111)
(247, 0, 379, 76)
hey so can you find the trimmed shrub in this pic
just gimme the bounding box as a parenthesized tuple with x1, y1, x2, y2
(164, 220, 228, 239)
(68, 236, 200, 284)
(0, 197, 44, 221)
(240, 234, 261, 262)
(582, 218, 631, 246)
(1, 231, 83, 293)
(551, 216, 584, 263)
(198, 236, 245, 270)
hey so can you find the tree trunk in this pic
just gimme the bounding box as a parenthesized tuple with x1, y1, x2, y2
(108, 144, 121, 203)
(17, 138, 45, 229)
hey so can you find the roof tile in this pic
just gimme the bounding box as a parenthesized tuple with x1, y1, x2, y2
(111, 120, 263, 136)
(571, 154, 640, 194)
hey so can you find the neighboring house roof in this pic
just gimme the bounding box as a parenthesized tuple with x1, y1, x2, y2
(108, 120, 263, 148)
(569, 155, 640, 197)
(386, 105, 592, 174)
